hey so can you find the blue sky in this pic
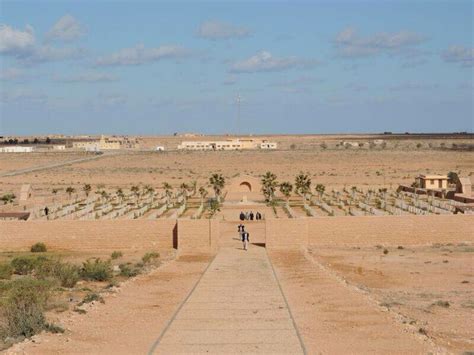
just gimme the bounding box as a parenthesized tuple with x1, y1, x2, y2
(0, 0, 472, 135)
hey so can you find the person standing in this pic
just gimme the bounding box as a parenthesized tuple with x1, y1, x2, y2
(238, 223, 244, 240)
(242, 231, 250, 251)
(249, 211, 254, 221)
(44, 206, 49, 216)
(239, 211, 245, 221)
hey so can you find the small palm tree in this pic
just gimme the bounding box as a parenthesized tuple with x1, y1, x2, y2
(131, 185, 140, 198)
(315, 184, 325, 201)
(350, 186, 357, 200)
(163, 182, 173, 206)
(83, 184, 91, 197)
(116, 188, 124, 202)
(198, 186, 208, 204)
(208, 199, 220, 218)
(1, 193, 16, 205)
(295, 173, 311, 204)
(261, 171, 278, 203)
(279, 182, 293, 206)
(209, 173, 225, 202)
(66, 186, 75, 198)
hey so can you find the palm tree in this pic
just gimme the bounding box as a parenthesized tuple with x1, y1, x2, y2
(116, 188, 124, 202)
(295, 173, 311, 204)
(198, 186, 208, 204)
(83, 184, 92, 197)
(279, 182, 293, 206)
(66, 186, 75, 198)
(350, 186, 357, 200)
(163, 182, 173, 206)
(208, 199, 220, 218)
(131, 185, 140, 198)
(261, 171, 278, 203)
(209, 173, 225, 202)
(315, 184, 326, 201)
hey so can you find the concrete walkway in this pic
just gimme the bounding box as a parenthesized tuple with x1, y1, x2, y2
(152, 246, 305, 354)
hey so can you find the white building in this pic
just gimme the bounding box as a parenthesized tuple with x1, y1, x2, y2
(52, 145, 66, 150)
(178, 138, 277, 151)
(0, 146, 34, 153)
(155, 146, 165, 151)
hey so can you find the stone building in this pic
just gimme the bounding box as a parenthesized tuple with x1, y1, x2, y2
(416, 174, 449, 190)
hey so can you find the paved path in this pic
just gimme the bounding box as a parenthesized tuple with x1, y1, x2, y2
(152, 246, 305, 354)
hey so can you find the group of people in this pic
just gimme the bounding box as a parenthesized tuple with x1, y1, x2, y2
(239, 211, 262, 221)
(238, 224, 250, 250)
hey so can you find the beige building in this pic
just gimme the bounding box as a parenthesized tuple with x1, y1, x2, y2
(72, 135, 139, 151)
(416, 175, 449, 190)
(178, 138, 277, 151)
(0, 146, 34, 153)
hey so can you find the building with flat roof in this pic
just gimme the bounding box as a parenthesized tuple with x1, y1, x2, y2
(0, 146, 34, 153)
(416, 174, 449, 190)
(178, 138, 277, 151)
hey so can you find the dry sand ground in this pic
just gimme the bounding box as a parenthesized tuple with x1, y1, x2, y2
(307, 244, 474, 353)
(1, 146, 472, 199)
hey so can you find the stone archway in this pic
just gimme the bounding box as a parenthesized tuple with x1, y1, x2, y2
(239, 181, 252, 192)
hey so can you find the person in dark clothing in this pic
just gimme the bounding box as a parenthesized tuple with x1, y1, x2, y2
(239, 211, 245, 221)
(44, 207, 49, 216)
(249, 211, 254, 221)
(242, 231, 249, 250)
(238, 224, 245, 240)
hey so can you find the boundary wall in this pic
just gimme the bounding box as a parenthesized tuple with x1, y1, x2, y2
(1, 215, 472, 253)
(266, 215, 473, 249)
(0, 219, 176, 252)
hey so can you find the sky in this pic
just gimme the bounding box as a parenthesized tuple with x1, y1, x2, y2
(0, 0, 473, 135)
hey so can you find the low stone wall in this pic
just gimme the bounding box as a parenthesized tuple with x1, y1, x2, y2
(0, 219, 176, 252)
(177, 219, 219, 253)
(266, 215, 473, 249)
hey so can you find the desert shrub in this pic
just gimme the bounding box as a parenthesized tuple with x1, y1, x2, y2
(1, 278, 53, 338)
(10, 256, 40, 275)
(0, 263, 13, 280)
(45, 323, 64, 334)
(30, 243, 47, 253)
(78, 292, 104, 306)
(81, 259, 113, 282)
(142, 252, 160, 264)
(119, 263, 140, 278)
(111, 251, 123, 260)
(432, 300, 450, 308)
(36, 260, 80, 288)
(383, 249, 389, 255)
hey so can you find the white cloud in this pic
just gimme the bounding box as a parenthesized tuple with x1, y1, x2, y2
(229, 51, 320, 73)
(96, 44, 190, 66)
(197, 20, 251, 40)
(334, 27, 426, 58)
(0, 23, 85, 64)
(46, 15, 85, 42)
(53, 72, 118, 83)
(441, 45, 473, 67)
(0, 24, 35, 55)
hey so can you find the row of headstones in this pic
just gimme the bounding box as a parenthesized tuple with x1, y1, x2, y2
(357, 202, 387, 216)
(395, 199, 430, 215)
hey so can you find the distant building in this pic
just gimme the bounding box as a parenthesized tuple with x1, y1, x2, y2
(52, 145, 66, 150)
(416, 175, 449, 190)
(260, 142, 277, 149)
(155, 146, 165, 151)
(0, 146, 34, 153)
(72, 135, 139, 151)
(178, 138, 277, 151)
